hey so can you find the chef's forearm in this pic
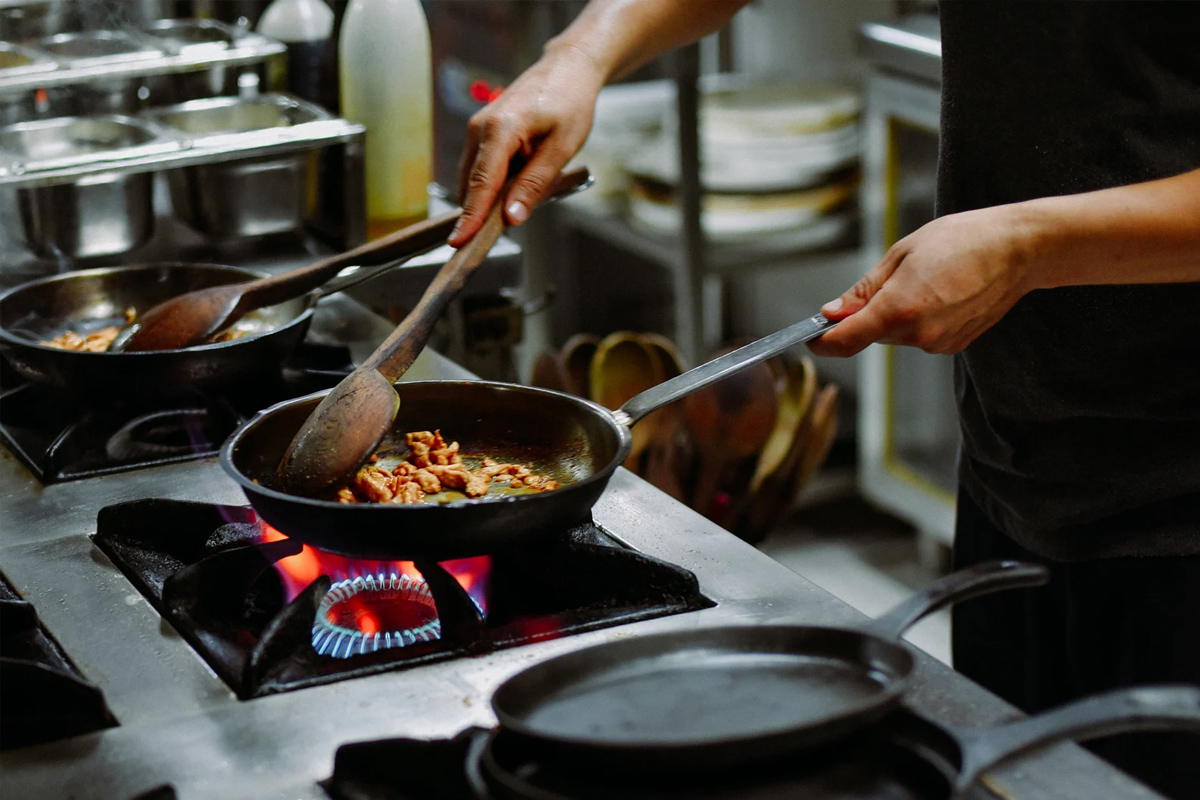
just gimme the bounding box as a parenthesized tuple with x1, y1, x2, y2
(545, 0, 752, 84)
(1017, 167, 1200, 290)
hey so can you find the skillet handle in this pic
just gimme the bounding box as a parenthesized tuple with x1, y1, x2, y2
(867, 560, 1049, 640)
(464, 728, 498, 800)
(242, 210, 463, 310)
(951, 685, 1200, 799)
(614, 313, 837, 428)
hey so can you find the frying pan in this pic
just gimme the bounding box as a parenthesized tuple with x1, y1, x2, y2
(483, 560, 1048, 773)
(0, 253, 437, 399)
(468, 685, 1200, 800)
(220, 313, 839, 560)
(0, 263, 314, 398)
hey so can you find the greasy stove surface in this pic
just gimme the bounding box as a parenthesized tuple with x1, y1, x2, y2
(0, 298, 1167, 800)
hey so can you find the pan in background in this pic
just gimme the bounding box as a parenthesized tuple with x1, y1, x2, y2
(0, 264, 311, 398)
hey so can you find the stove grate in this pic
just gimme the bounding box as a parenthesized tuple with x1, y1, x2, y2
(92, 498, 713, 700)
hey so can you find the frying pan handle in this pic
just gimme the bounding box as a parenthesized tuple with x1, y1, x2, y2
(867, 560, 1049, 640)
(243, 210, 463, 310)
(464, 728, 498, 800)
(614, 314, 837, 427)
(951, 685, 1200, 798)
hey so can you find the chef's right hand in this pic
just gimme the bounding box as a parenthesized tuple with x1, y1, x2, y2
(449, 43, 606, 248)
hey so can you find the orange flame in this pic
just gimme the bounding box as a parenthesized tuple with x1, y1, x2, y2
(260, 522, 490, 632)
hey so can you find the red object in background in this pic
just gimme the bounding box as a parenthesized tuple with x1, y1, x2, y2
(469, 79, 505, 105)
(469, 79, 491, 103)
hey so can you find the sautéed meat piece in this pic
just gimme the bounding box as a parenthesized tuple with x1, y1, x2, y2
(336, 429, 562, 505)
(41, 307, 247, 351)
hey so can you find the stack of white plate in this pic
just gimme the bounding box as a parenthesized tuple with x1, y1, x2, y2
(625, 82, 860, 245)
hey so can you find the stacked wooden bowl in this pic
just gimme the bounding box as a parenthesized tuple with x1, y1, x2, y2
(529, 332, 839, 543)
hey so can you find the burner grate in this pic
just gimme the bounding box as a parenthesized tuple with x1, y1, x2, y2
(92, 499, 713, 700)
(0, 572, 119, 750)
(0, 342, 354, 484)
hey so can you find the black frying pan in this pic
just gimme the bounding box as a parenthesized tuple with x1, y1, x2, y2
(484, 561, 1048, 773)
(0, 263, 313, 398)
(0, 217, 460, 399)
(469, 686, 1200, 800)
(0, 253, 447, 399)
(221, 314, 839, 561)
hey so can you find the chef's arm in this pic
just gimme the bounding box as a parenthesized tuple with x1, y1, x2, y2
(449, 0, 752, 247)
(1020, 167, 1200, 288)
(809, 166, 1200, 357)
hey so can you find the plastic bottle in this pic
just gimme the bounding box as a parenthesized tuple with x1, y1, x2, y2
(339, 0, 432, 238)
(256, 0, 334, 106)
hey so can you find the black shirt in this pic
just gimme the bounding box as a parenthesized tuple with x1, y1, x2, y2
(938, 1, 1200, 559)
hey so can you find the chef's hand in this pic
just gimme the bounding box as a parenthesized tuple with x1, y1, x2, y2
(809, 206, 1035, 356)
(449, 44, 605, 248)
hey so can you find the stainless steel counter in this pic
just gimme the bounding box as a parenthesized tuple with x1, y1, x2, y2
(0, 298, 1166, 800)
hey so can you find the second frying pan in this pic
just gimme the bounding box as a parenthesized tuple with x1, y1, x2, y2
(486, 561, 1049, 773)
(472, 686, 1200, 800)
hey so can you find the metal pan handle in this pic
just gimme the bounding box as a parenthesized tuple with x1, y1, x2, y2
(866, 560, 1050, 640)
(951, 685, 1200, 798)
(614, 313, 837, 428)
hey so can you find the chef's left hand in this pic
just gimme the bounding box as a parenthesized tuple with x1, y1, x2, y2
(809, 205, 1036, 356)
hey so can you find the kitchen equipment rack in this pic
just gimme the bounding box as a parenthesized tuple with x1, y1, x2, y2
(546, 46, 861, 365)
(0, 19, 285, 96)
(0, 93, 366, 250)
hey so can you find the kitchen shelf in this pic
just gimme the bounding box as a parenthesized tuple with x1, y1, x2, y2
(0, 23, 285, 95)
(556, 201, 859, 275)
(0, 93, 363, 187)
(543, 47, 863, 363)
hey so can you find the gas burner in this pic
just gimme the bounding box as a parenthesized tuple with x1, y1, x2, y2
(313, 574, 442, 658)
(92, 499, 712, 698)
(0, 341, 355, 484)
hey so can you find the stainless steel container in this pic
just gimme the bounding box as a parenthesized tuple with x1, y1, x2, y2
(36, 31, 162, 116)
(148, 94, 319, 239)
(142, 18, 263, 104)
(0, 0, 78, 43)
(0, 116, 166, 259)
(0, 41, 53, 124)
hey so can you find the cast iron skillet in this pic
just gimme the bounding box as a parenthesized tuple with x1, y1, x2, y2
(221, 313, 838, 561)
(484, 561, 1048, 773)
(0, 263, 312, 398)
(468, 685, 1200, 800)
(0, 216, 457, 399)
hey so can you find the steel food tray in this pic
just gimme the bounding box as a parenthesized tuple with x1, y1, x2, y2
(0, 92, 362, 187)
(0, 19, 285, 95)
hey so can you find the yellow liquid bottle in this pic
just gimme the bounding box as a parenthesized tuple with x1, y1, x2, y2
(339, 0, 432, 239)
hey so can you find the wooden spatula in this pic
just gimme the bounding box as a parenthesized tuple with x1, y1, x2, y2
(274, 167, 592, 497)
(110, 212, 463, 352)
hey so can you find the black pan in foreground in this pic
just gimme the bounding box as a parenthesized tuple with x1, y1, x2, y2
(487, 561, 1048, 773)
(470, 686, 1200, 800)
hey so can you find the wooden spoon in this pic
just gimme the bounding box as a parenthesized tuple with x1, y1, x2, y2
(589, 332, 664, 472)
(114, 166, 592, 353)
(529, 350, 572, 393)
(683, 346, 780, 521)
(561, 333, 600, 397)
(110, 211, 461, 352)
(745, 383, 839, 537)
(274, 168, 592, 497)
